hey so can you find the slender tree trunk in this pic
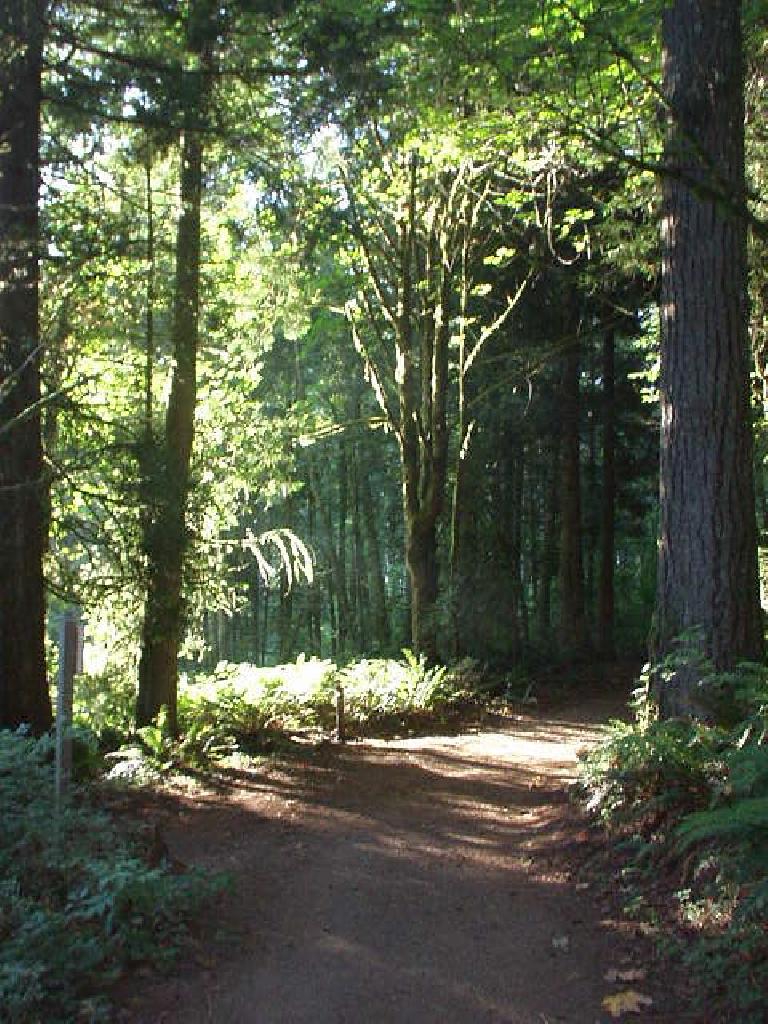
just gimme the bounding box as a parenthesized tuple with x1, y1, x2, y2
(597, 330, 616, 659)
(655, 0, 763, 717)
(307, 483, 322, 656)
(512, 444, 528, 653)
(261, 587, 269, 665)
(336, 443, 349, 656)
(137, 6, 213, 730)
(358, 453, 390, 652)
(250, 570, 261, 663)
(584, 359, 598, 619)
(538, 435, 560, 645)
(0, 0, 52, 733)
(278, 567, 294, 662)
(326, 572, 337, 660)
(351, 446, 369, 652)
(558, 328, 589, 657)
(527, 445, 541, 645)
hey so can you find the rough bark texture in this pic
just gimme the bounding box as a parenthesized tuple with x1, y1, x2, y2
(137, 5, 213, 730)
(656, 0, 763, 716)
(0, 0, 52, 733)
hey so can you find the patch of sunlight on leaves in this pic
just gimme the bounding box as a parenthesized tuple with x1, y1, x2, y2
(601, 990, 654, 1017)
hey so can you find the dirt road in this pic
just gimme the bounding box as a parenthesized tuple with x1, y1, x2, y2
(124, 694, 663, 1024)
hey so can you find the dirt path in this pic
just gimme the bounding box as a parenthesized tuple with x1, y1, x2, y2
(123, 693, 666, 1024)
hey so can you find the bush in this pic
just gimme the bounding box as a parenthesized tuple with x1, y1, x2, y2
(73, 667, 137, 750)
(0, 728, 224, 1023)
(579, 657, 768, 1022)
(336, 650, 475, 733)
(73, 654, 483, 777)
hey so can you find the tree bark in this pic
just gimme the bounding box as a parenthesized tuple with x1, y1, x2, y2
(399, 161, 451, 660)
(137, 4, 213, 730)
(655, 0, 763, 716)
(0, 0, 52, 733)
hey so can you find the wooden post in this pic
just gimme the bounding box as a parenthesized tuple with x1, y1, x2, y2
(55, 607, 81, 806)
(335, 682, 346, 744)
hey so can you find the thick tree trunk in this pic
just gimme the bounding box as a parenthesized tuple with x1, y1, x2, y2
(137, 11, 211, 730)
(597, 330, 616, 659)
(406, 519, 439, 658)
(558, 331, 589, 657)
(655, 0, 763, 716)
(0, 0, 52, 733)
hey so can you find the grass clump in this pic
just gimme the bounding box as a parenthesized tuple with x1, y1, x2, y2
(0, 728, 224, 1023)
(579, 657, 768, 1022)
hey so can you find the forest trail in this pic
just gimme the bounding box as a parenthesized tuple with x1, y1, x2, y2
(123, 689, 669, 1024)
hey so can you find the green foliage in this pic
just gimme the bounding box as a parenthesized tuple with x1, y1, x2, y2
(579, 689, 722, 824)
(336, 651, 475, 733)
(580, 655, 768, 1022)
(73, 668, 137, 750)
(0, 728, 224, 1023)
(172, 654, 476, 745)
(90, 654, 481, 779)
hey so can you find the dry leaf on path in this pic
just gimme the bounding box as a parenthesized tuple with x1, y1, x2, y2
(604, 968, 647, 983)
(601, 990, 654, 1017)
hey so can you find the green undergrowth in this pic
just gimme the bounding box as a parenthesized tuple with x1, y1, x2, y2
(579, 656, 768, 1022)
(74, 652, 485, 776)
(0, 729, 226, 1024)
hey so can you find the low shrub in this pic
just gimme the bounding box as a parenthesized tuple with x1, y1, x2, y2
(0, 728, 224, 1023)
(75, 654, 483, 775)
(578, 657, 768, 1022)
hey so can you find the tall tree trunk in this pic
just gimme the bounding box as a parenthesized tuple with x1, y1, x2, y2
(406, 519, 440, 656)
(558, 328, 589, 657)
(400, 167, 450, 660)
(358, 453, 390, 652)
(351, 446, 369, 652)
(512, 443, 528, 654)
(655, 0, 763, 716)
(336, 443, 349, 656)
(306, 483, 322, 656)
(250, 570, 261, 664)
(597, 330, 616, 659)
(137, 5, 213, 730)
(277, 567, 294, 663)
(0, 0, 52, 733)
(538, 435, 560, 646)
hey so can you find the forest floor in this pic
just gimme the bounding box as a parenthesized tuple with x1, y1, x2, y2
(115, 667, 692, 1023)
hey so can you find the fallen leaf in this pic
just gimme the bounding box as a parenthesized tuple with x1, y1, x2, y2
(604, 968, 647, 983)
(601, 990, 654, 1017)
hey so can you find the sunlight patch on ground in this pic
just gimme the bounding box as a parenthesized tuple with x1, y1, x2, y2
(364, 717, 609, 781)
